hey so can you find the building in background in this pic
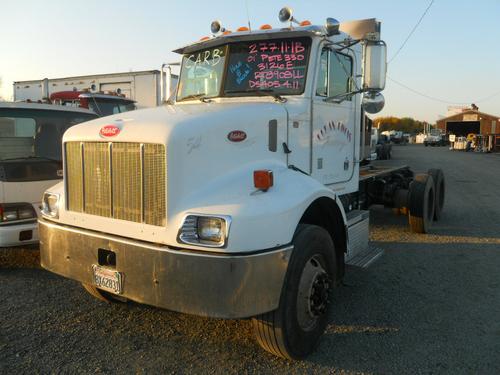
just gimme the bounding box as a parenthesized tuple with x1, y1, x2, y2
(436, 107, 499, 136)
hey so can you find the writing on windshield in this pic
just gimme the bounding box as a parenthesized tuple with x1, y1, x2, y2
(225, 37, 311, 94)
(177, 46, 227, 101)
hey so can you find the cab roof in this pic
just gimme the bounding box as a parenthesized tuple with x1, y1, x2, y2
(0, 101, 97, 114)
(173, 25, 329, 55)
(173, 18, 380, 55)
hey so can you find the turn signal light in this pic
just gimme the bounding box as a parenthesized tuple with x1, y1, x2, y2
(254, 170, 274, 191)
(300, 20, 311, 26)
(237, 26, 249, 32)
(260, 24, 272, 30)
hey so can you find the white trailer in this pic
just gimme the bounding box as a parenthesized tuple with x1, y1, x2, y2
(39, 8, 445, 359)
(13, 69, 178, 109)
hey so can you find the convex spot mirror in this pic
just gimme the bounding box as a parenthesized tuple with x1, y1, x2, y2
(363, 41, 387, 91)
(362, 92, 385, 114)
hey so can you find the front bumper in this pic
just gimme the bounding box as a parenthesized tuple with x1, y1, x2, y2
(0, 221, 38, 247)
(39, 219, 292, 319)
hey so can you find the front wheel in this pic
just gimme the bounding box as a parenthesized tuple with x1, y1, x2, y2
(252, 225, 336, 359)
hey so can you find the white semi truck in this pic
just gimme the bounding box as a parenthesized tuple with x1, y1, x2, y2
(39, 9, 445, 359)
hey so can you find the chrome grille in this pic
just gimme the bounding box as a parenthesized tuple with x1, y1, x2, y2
(65, 142, 166, 226)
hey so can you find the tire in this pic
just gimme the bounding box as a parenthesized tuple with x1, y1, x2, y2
(252, 224, 336, 359)
(81, 283, 127, 303)
(424, 142, 428, 147)
(378, 148, 385, 160)
(427, 169, 445, 221)
(408, 174, 435, 233)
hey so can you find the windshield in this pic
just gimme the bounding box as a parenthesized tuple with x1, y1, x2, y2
(177, 46, 227, 101)
(87, 99, 136, 116)
(177, 37, 311, 101)
(0, 108, 97, 161)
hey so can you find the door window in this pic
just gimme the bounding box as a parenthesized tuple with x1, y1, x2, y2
(316, 48, 353, 99)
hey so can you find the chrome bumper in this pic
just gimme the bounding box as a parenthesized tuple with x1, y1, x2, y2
(39, 219, 292, 319)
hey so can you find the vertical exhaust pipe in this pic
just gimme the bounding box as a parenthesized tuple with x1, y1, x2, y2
(160, 62, 180, 104)
(42, 78, 49, 101)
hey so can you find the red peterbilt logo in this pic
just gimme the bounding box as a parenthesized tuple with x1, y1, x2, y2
(99, 124, 121, 137)
(227, 130, 247, 142)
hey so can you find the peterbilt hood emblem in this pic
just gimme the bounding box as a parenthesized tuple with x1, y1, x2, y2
(99, 124, 121, 137)
(227, 130, 247, 142)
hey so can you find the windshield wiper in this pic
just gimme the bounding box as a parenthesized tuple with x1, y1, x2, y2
(179, 93, 212, 103)
(225, 89, 286, 103)
(1, 156, 61, 162)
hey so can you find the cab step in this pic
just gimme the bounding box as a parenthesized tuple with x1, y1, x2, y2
(345, 210, 384, 268)
(345, 245, 384, 268)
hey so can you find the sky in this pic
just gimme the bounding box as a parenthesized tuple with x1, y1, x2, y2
(1, 0, 499, 122)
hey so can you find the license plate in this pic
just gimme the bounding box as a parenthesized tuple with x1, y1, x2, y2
(92, 265, 123, 294)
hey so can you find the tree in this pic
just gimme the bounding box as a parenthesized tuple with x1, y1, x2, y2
(373, 116, 431, 134)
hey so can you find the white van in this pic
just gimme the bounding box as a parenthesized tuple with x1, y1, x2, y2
(0, 102, 97, 246)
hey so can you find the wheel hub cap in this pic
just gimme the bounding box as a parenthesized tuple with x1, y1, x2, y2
(296, 255, 331, 331)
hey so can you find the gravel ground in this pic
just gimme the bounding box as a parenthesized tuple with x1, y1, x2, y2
(1, 145, 499, 374)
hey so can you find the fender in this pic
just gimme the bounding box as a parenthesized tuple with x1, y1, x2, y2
(169, 160, 347, 253)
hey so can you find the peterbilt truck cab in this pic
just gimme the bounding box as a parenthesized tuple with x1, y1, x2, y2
(39, 9, 440, 359)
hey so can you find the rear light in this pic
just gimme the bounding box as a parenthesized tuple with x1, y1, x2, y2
(0, 203, 37, 223)
(254, 170, 274, 191)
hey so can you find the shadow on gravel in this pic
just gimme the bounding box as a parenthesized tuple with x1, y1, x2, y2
(303, 241, 500, 374)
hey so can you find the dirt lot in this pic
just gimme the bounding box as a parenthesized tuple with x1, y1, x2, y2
(1, 145, 499, 374)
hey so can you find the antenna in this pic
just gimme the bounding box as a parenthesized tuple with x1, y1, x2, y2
(245, 0, 252, 31)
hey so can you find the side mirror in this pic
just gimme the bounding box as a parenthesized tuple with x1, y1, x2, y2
(363, 41, 387, 91)
(362, 92, 385, 114)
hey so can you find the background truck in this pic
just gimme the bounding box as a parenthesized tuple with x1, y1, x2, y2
(13, 69, 178, 109)
(424, 129, 447, 146)
(39, 8, 445, 360)
(49, 90, 136, 117)
(0, 102, 97, 246)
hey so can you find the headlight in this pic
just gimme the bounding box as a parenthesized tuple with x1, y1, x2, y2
(0, 203, 37, 223)
(178, 214, 231, 248)
(41, 192, 60, 219)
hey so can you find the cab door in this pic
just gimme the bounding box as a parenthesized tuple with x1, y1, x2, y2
(311, 46, 357, 185)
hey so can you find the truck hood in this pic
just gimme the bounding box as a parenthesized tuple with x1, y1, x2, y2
(63, 101, 287, 145)
(0, 179, 60, 204)
(63, 101, 289, 218)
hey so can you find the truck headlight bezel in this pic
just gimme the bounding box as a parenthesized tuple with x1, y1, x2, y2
(41, 192, 60, 219)
(178, 214, 231, 248)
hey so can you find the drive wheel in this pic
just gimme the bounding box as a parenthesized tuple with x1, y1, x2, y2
(252, 225, 336, 359)
(81, 283, 127, 303)
(427, 168, 445, 221)
(408, 174, 435, 233)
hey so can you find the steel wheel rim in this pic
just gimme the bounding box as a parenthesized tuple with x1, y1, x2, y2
(296, 254, 331, 332)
